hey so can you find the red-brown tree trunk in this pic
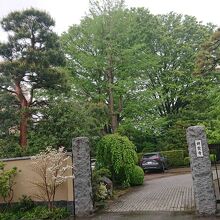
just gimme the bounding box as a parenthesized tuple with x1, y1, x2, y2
(15, 81, 29, 149)
(19, 101, 28, 149)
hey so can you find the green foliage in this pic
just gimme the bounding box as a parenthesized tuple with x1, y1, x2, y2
(0, 206, 69, 220)
(196, 28, 220, 75)
(183, 154, 217, 166)
(95, 183, 108, 201)
(93, 168, 112, 179)
(137, 152, 144, 165)
(22, 206, 69, 220)
(142, 146, 157, 153)
(0, 8, 67, 149)
(92, 168, 112, 202)
(28, 100, 107, 153)
(117, 124, 157, 152)
(96, 134, 137, 186)
(210, 154, 217, 163)
(161, 150, 185, 168)
(129, 165, 144, 186)
(61, 3, 157, 133)
(16, 195, 35, 212)
(0, 162, 18, 204)
(184, 157, 190, 167)
(0, 141, 23, 159)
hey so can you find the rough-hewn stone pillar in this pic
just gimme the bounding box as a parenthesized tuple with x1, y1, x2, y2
(72, 137, 93, 216)
(186, 126, 216, 215)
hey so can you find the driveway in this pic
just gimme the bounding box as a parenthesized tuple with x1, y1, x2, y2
(74, 168, 220, 220)
(106, 170, 195, 212)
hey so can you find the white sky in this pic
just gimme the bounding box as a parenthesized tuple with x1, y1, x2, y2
(0, 0, 220, 41)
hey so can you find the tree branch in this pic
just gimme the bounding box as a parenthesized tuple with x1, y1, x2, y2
(0, 86, 17, 94)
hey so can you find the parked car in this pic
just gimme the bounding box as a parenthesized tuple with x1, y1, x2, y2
(140, 152, 168, 172)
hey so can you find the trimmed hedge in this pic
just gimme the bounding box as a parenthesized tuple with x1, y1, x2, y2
(184, 156, 190, 166)
(161, 150, 185, 168)
(210, 154, 217, 163)
(184, 154, 217, 167)
(129, 165, 144, 186)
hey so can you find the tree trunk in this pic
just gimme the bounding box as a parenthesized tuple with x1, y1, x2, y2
(108, 86, 118, 133)
(19, 102, 28, 149)
(107, 49, 119, 133)
(15, 81, 29, 149)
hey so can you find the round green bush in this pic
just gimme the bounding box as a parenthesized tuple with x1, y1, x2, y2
(129, 165, 144, 186)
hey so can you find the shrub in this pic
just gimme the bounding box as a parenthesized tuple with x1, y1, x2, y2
(129, 165, 144, 186)
(16, 195, 35, 212)
(92, 168, 112, 202)
(31, 147, 74, 210)
(0, 162, 18, 205)
(210, 154, 217, 163)
(142, 146, 155, 153)
(95, 183, 108, 201)
(96, 134, 137, 187)
(160, 150, 185, 168)
(184, 157, 190, 166)
(137, 152, 144, 165)
(22, 206, 69, 220)
(0, 205, 70, 220)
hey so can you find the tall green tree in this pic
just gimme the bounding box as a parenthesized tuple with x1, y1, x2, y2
(195, 28, 220, 144)
(123, 13, 215, 149)
(0, 8, 66, 149)
(196, 28, 220, 75)
(61, 1, 156, 133)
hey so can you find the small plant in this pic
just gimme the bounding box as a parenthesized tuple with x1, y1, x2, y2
(96, 182, 108, 200)
(92, 168, 112, 202)
(0, 162, 18, 206)
(31, 146, 74, 210)
(16, 195, 35, 212)
(129, 165, 144, 186)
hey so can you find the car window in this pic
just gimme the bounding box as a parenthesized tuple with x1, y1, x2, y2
(143, 153, 157, 159)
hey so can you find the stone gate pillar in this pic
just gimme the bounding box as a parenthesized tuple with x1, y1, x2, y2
(186, 126, 216, 215)
(72, 137, 93, 216)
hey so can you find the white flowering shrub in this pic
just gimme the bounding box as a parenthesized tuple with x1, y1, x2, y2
(31, 146, 74, 210)
(96, 183, 108, 201)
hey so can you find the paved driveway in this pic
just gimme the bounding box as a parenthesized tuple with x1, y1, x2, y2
(106, 173, 195, 212)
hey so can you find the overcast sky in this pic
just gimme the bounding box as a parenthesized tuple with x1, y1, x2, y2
(1, 0, 220, 40)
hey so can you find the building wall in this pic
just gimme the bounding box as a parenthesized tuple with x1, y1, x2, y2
(0, 156, 74, 204)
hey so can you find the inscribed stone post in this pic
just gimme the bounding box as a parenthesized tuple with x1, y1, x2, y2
(72, 137, 93, 216)
(186, 126, 216, 215)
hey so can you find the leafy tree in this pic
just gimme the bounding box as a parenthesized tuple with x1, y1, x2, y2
(195, 28, 220, 144)
(31, 147, 73, 210)
(196, 28, 220, 75)
(123, 13, 215, 150)
(0, 92, 21, 157)
(0, 8, 66, 149)
(28, 98, 108, 153)
(61, 1, 156, 134)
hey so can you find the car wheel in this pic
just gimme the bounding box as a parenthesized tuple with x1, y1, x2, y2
(161, 164, 165, 173)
